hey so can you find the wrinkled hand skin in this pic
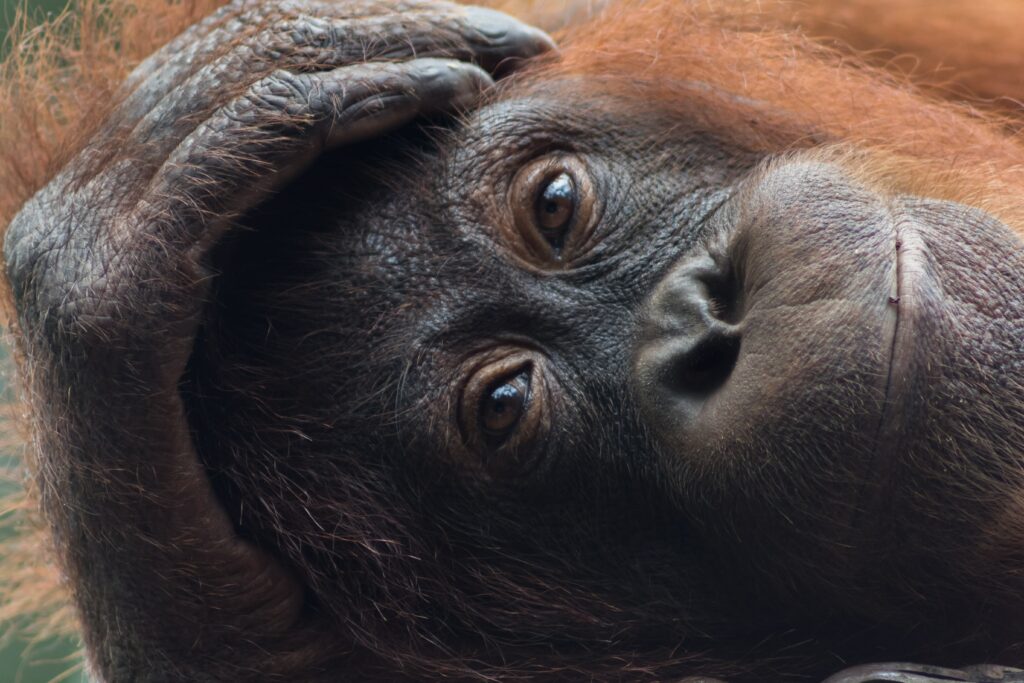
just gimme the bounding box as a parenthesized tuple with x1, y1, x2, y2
(3, 1, 552, 680)
(686, 663, 1024, 683)
(681, 663, 1024, 682)
(820, 663, 1024, 683)
(3, 2, 1021, 682)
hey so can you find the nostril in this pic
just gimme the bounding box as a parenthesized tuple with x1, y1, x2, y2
(641, 253, 744, 402)
(664, 333, 740, 398)
(702, 267, 742, 325)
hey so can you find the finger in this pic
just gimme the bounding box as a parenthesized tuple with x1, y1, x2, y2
(135, 58, 492, 255)
(112, 2, 552, 146)
(819, 662, 1017, 683)
(458, 5, 558, 74)
(960, 665, 1024, 681)
(118, 0, 441, 113)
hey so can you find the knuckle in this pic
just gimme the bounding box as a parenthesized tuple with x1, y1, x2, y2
(264, 69, 312, 103)
(243, 70, 313, 117)
(3, 183, 171, 351)
(6, 218, 112, 348)
(282, 15, 338, 50)
(5, 196, 69, 320)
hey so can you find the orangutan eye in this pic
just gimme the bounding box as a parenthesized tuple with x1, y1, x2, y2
(479, 371, 531, 446)
(534, 172, 577, 253)
(509, 155, 596, 265)
(458, 352, 550, 476)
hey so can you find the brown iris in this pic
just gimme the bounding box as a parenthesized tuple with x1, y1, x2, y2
(534, 172, 576, 253)
(509, 155, 596, 266)
(480, 371, 531, 444)
(458, 351, 550, 476)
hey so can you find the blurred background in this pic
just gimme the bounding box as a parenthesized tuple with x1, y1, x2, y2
(1, 1, 88, 680)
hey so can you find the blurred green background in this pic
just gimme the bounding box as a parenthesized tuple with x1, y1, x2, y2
(2, 2, 89, 681)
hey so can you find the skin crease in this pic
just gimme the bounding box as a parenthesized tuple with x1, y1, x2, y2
(4, 0, 1024, 681)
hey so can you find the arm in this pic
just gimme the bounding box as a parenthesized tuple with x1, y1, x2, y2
(822, 663, 1024, 682)
(3, 2, 552, 679)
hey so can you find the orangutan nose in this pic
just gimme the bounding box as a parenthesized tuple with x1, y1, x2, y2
(635, 253, 742, 409)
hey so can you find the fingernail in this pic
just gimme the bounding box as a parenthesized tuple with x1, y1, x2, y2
(463, 6, 557, 54)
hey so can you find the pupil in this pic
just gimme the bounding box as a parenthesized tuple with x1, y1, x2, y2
(490, 385, 518, 413)
(535, 172, 576, 242)
(544, 174, 573, 202)
(481, 372, 530, 438)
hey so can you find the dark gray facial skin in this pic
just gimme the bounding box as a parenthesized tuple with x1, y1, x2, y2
(636, 158, 1024, 637)
(190, 86, 1024, 675)
(7, 2, 1024, 680)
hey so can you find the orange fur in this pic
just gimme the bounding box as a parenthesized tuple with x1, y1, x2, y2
(538, 1, 1024, 235)
(2, 0, 1024, 648)
(785, 0, 1024, 111)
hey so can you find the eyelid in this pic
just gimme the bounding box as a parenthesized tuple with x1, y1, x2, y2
(461, 353, 533, 442)
(455, 347, 553, 477)
(506, 153, 598, 270)
(479, 368, 533, 444)
(535, 172, 577, 245)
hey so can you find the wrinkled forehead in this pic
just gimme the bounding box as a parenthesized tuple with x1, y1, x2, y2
(454, 87, 631, 155)
(319, 92, 598, 280)
(327, 83, 749, 308)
